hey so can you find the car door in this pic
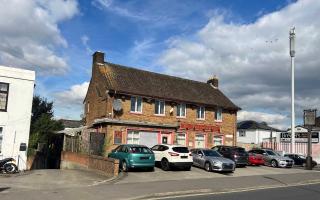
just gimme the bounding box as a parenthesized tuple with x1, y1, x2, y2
(191, 149, 200, 166)
(109, 145, 122, 159)
(197, 150, 206, 168)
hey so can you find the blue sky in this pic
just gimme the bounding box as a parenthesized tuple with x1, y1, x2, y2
(2, 0, 320, 129)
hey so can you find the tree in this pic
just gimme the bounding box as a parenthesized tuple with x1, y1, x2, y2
(28, 96, 63, 154)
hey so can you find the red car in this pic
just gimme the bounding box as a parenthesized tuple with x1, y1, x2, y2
(248, 153, 265, 166)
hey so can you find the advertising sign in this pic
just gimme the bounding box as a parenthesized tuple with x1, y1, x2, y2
(280, 132, 319, 143)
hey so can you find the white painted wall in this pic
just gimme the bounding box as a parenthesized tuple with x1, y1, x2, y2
(237, 129, 281, 144)
(0, 66, 35, 170)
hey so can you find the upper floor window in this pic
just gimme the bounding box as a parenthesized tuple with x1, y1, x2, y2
(177, 103, 186, 117)
(0, 83, 9, 112)
(196, 106, 205, 119)
(155, 100, 165, 115)
(130, 96, 142, 113)
(215, 108, 222, 121)
(239, 130, 246, 137)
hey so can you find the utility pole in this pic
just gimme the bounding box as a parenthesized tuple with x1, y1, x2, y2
(289, 27, 296, 154)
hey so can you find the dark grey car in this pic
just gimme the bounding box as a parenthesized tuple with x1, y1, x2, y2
(191, 148, 235, 172)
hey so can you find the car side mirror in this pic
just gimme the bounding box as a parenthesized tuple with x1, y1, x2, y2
(262, 153, 267, 155)
(198, 153, 203, 157)
(112, 149, 116, 153)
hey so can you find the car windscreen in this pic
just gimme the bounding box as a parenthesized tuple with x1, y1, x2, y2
(266, 150, 276, 156)
(130, 147, 152, 154)
(203, 150, 222, 157)
(172, 147, 189, 153)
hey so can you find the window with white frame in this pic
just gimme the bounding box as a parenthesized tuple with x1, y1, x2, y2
(127, 130, 140, 144)
(0, 127, 3, 154)
(177, 103, 186, 117)
(155, 100, 165, 115)
(130, 96, 142, 113)
(176, 133, 186, 145)
(215, 108, 222, 121)
(239, 130, 246, 137)
(197, 106, 205, 119)
(195, 134, 205, 148)
(0, 83, 9, 112)
(213, 135, 223, 146)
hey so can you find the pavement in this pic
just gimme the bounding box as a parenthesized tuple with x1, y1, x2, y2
(0, 166, 320, 200)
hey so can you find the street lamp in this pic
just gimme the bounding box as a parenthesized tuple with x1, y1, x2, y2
(304, 109, 317, 170)
(289, 27, 296, 153)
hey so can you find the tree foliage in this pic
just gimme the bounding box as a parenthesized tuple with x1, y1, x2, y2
(28, 96, 63, 153)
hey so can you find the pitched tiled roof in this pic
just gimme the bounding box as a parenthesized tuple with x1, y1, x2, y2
(98, 62, 240, 110)
(237, 120, 282, 132)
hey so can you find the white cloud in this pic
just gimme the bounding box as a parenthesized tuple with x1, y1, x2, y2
(81, 35, 93, 55)
(159, 0, 320, 128)
(54, 82, 89, 106)
(0, 0, 79, 74)
(92, 0, 148, 21)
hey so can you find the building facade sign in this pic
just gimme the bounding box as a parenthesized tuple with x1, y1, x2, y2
(179, 123, 220, 132)
(280, 132, 319, 143)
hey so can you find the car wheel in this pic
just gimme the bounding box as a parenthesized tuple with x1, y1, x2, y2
(161, 158, 170, 171)
(4, 163, 18, 174)
(271, 160, 278, 168)
(121, 160, 128, 172)
(205, 162, 211, 172)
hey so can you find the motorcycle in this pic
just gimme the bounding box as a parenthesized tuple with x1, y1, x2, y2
(0, 158, 18, 174)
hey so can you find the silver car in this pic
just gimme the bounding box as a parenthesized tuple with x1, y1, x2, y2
(249, 148, 294, 168)
(191, 148, 235, 172)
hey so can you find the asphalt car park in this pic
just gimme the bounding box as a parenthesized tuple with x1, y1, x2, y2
(115, 165, 316, 184)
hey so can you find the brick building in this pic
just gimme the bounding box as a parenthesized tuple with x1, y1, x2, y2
(84, 51, 240, 153)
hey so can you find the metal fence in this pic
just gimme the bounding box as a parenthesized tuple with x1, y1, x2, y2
(261, 142, 308, 155)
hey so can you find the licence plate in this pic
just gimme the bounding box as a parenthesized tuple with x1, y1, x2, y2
(181, 156, 188, 159)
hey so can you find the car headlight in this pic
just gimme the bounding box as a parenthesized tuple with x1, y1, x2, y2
(213, 161, 222, 166)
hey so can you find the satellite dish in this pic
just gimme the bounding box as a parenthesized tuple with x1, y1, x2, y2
(113, 99, 122, 111)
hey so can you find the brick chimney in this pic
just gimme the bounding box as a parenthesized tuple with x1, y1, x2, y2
(207, 75, 219, 88)
(92, 51, 105, 64)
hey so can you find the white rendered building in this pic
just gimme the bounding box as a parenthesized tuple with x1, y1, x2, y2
(0, 66, 35, 170)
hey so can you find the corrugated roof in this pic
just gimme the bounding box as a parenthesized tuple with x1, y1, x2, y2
(98, 62, 240, 110)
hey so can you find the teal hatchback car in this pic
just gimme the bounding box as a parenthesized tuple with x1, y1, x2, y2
(108, 144, 155, 172)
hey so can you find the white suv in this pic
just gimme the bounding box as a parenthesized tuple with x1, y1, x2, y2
(151, 144, 193, 171)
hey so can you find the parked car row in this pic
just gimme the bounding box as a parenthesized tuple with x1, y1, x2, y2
(108, 144, 317, 172)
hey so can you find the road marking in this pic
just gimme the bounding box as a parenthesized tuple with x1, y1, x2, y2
(141, 180, 320, 200)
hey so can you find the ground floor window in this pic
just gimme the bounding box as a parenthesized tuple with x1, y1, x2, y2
(114, 131, 122, 144)
(127, 130, 140, 144)
(213, 135, 224, 146)
(0, 127, 3, 154)
(176, 133, 186, 146)
(195, 134, 205, 148)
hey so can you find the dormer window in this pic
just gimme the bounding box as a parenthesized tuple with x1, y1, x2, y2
(130, 96, 142, 113)
(197, 106, 205, 120)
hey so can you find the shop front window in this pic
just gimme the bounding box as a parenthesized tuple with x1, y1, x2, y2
(127, 130, 140, 144)
(195, 134, 205, 148)
(213, 135, 223, 146)
(176, 133, 186, 146)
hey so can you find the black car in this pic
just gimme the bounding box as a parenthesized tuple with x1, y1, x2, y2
(284, 154, 317, 167)
(211, 145, 248, 167)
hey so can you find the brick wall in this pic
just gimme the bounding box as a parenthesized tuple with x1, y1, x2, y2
(60, 151, 119, 177)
